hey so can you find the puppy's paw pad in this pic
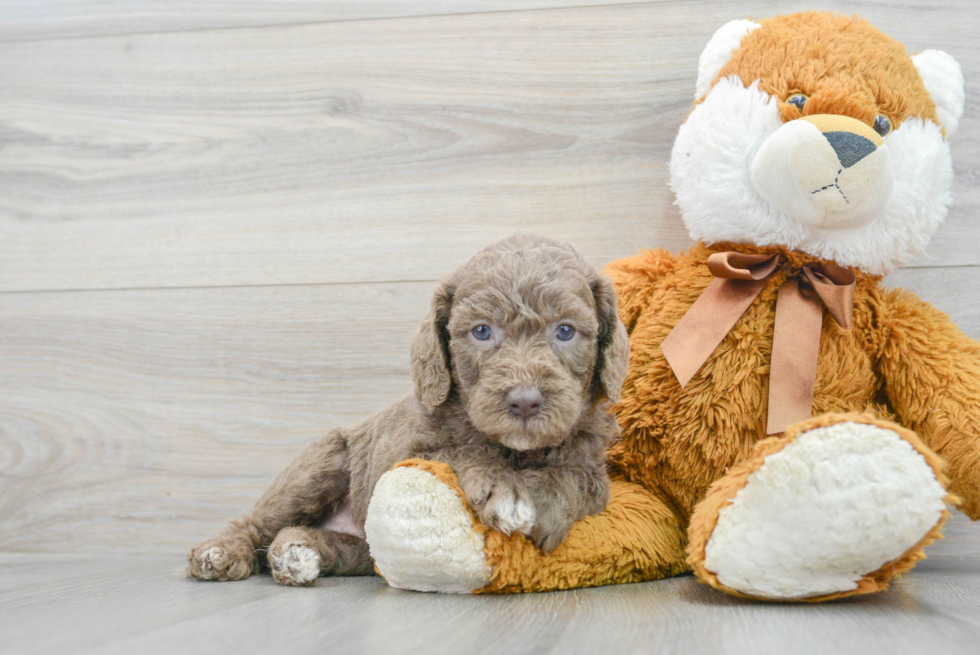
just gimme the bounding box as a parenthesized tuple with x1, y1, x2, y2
(187, 540, 254, 581)
(269, 543, 320, 586)
(200, 547, 223, 571)
(486, 493, 536, 536)
(187, 546, 226, 579)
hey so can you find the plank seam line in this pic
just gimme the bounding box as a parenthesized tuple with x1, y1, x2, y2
(0, 278, 442, 296)
(0, 1, 665, 45)
(0, 263, 976, 296)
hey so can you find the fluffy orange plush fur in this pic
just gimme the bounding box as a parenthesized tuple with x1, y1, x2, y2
(714, 12, 939, 129)
(607, 243, 980, 522)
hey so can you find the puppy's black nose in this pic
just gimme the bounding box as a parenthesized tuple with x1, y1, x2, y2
(505, 386, 544, 419)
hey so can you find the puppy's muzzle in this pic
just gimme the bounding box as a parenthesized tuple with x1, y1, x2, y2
(505, 386, 544, 419)
(750, 113, 894, 230)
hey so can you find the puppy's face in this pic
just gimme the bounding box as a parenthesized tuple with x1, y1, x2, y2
(411, 236, 629, 451)
(447, 258, 598, 450)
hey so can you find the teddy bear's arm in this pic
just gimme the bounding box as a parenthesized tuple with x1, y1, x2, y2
(878, 287, 980, 519)
(603, 249, 677, 332)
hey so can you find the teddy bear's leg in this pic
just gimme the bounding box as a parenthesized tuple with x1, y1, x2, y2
(365, 459, 689, 593)
(687, 413, 953, 602)
(267, 526, 373, 586)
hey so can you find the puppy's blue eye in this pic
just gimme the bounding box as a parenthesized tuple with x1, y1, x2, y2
(472, 325, 492, 341)
(787, 93, 807, 111)
(556, 325, 576, 341)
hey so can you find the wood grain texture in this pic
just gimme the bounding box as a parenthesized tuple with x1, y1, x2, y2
(0, 267, 977, 555)
(0, 282, 429, 553)
(0, 0, 658, 42)
(2, 0, 979, 293)
(1, 514, 979, 655)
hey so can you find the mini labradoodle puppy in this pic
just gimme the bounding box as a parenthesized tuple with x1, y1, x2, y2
(187, 234, 630, 586)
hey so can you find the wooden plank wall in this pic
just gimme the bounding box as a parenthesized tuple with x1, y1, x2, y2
(1, 0, 978, 554)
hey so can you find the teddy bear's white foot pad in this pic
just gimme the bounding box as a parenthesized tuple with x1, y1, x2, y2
(365, 466, 490, 593)
(704, 422, 947, 599)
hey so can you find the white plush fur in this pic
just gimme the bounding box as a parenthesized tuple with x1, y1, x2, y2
(703, 422, 947, 599)
(365, 467, 490, 593)
(695, 20, 761, 100)
(913, 50, 965, 137)
(671, 76, 954, 274)
(750, 118, 893, 229)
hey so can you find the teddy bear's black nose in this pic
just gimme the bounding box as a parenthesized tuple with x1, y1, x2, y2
(824, 131, 877, 168)
(506, 386, 544, 419)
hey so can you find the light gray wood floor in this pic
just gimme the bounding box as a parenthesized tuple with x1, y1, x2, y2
(2, 512, 979, 655)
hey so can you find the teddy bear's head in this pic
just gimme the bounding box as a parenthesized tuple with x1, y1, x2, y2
(670, 12, 964, 274)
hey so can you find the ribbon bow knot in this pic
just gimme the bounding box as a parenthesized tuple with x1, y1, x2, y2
(660, 251, 856, 435)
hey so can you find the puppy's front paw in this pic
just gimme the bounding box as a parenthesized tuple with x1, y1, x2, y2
(530, 517, 575, 554)
(464, 477, 536, 536)
(186, 535, 255, 581)
(485, 490, 537, 536)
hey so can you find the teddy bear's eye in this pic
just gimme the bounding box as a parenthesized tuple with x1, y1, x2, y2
(873, 114, 893, 137)
(786, 93, 808, 111)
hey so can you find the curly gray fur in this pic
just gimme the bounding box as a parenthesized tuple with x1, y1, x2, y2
(187, 234, 630, 583)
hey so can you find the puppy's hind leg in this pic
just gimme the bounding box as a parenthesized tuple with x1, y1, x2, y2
(268, 526, 373, 586)
(187, 429, 350, 581)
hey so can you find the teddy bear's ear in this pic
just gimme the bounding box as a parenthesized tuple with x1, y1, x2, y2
(694, 19, 761, 100)
(913, 50, 965, 137)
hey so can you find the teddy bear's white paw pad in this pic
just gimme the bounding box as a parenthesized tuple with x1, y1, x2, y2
(704, 422, 947, 599)
(269, 544, 320, 586)
(365, 467, 491, 593)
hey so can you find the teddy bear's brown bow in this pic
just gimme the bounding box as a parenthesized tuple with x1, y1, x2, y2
(660, 251, 856, 435)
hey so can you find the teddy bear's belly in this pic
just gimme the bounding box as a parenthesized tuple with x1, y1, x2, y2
(611, 300, 883, 521)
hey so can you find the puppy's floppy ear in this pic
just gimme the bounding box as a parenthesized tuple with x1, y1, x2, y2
(591, 275, 630, 404)
(411, 280, 455, 411)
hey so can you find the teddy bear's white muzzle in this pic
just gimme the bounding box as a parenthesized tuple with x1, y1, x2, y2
(750, 114, 893, 230)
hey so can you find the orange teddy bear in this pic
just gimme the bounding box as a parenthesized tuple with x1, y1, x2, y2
(366, 12, 978, 601)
